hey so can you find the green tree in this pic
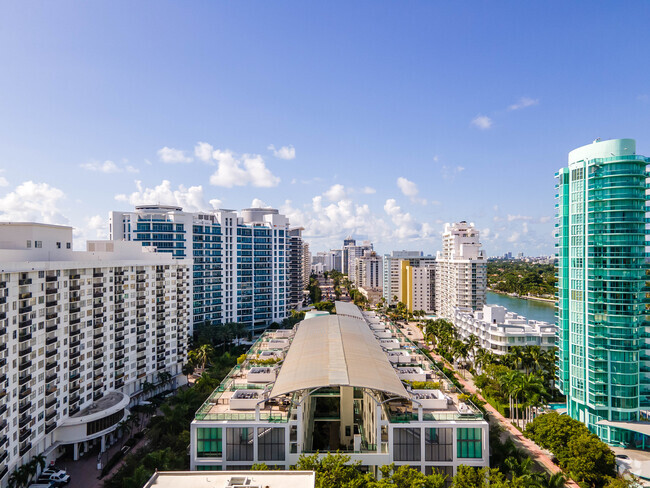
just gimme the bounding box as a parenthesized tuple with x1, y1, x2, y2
(564, 433, 616, 488)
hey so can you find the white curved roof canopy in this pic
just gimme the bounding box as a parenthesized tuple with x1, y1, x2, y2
(269, 303, 408, 399)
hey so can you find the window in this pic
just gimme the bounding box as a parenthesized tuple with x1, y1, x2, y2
(26, 240, 31, 249)
(393, 428, 421, 461)
(226, 427, 253, 461)
(56, 242, 61, 249)
(197, 428, 223, 457)
(457, 428, 482, 458)
(425, 427, 453, 461)
(258, 427, 285, 461)
(66, 243, 71, 249)
(35, 241, 42, 248)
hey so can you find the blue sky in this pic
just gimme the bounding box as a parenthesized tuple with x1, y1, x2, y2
(0, 1, 649, 255)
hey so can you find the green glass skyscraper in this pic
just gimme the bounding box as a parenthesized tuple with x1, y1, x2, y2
(556, 138, 650, 446)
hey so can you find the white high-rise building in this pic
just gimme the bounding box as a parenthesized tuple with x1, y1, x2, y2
(110, 205, 291, 331)
(434, 222, 486, 319)
(0, 223, 191, 484)
(346, 241, 373, 279)
(353, 251, 383, 290)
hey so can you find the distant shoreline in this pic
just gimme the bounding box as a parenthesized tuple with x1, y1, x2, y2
(487, 288, 556, 305)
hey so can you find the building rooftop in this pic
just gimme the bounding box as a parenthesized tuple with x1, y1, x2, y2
(194, 302, 483, 424)
(143, 471, 316, 488)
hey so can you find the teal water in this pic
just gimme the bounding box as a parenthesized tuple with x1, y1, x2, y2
(486, 291, 556, 324)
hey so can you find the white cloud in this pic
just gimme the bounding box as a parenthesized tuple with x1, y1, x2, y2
(471, 115, 493, 130)
(638, 94, 649, 103)
(0, 170, 8, 187)
(361, 186, 376, 194)
(324, 184, 347, 202)
(85, 215, 108, 240)
(507, 231, 520, 243)
(441, 165, 465, 181)
(396, 177, 426, 205)
(384, 199, 421, 239)
(508, 97, 539, 111)
(397, 177, 418, 198)
(507, 214, 534, 222)
(80, 160, 139, 174)
(251, 198, 272, 209)
(194, 142, 215, 163)
(115, 180, 219, 213)
(268, 144, 296, 160)
(209, 150, 280, 188)
(157, 147, 193, 164)
(539, 216, 551, 223)
(0, 181, 68, 224)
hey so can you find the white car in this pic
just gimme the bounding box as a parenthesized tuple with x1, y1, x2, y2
(40, 469, 70, 485)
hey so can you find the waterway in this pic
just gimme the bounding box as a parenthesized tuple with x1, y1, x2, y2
(486, 291, 556, 324)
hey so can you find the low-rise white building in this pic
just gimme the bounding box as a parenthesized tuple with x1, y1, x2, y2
(0, 223, 191, 486)
(453, 305, 557, 355)
(143, 470, 316, 488)
(190, 302, 488, 479)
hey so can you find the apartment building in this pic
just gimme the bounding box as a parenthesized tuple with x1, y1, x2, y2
(287, 228, 307, 310)
(453, 305, 556, 355)
(345, 240, 373, 279)
(434, 223, 486, 320)
(353, 251, 383, 290)
(401, 262, 435, 314)
(0, 223, 191, 486)
(110, 205, 291, 331)
(556, 138, 650, 446)
(382, 252, 435, 306)
(189, 302, 489, 479)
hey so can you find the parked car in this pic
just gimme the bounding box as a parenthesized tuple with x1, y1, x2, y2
(39, 469, 70, 485)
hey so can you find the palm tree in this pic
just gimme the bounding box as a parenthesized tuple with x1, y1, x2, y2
(118, 419, 132, 448)
(509, 345, 526, 371)
(465, 334, 480, 365)
(8, 465, 30, 488)
(520, 373, 548, 427)
(544, 472, 566, 488)
(474, 348, 494, 374)
(30, 454, 46, 477)
(500, 370, 521, 425)
(195, 343, 214, 372)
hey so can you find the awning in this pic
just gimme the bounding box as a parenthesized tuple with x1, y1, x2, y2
(269, 303, 408, 399)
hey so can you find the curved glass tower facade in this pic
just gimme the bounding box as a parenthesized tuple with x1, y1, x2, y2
(556, 138, 650, 446)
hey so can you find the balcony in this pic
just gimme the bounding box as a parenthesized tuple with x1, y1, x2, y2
(69, 306, 80, 314)
(18, 360, 31, 371)
(19, 441, 31, 456)
(45, 323, 58, 333)
(45, 397, 56, 409)
(19, 429, 30, 443)
(69, 284, 80, 292)
(45, 275, 57, 283)
(45, 336, 57, 346)
(45, 288, 57, 295)
(45, 360, 56, 371)
(46, 372, 57, 383)
(69, 406, 79, 416)
(69, 338, 80, 349)
(18, 332, 32, 342)
(94, 332, 104, 340)
(69, 350, 80, 360)
(45, 421, 57, 434)
(69, 384, 80, 394)
(19, 305, 32, 314)
(46, 348, 57, 358)
(19, 278, 32, 286)
(19, 346, 32, 357)
(18, 414, 31, 428)
(19, 374, 30, 386)
(70, 327, 81, 337)
(46, 385, 57, 396)
(45, 299, 57, 308)
(19, 388, 31, 399)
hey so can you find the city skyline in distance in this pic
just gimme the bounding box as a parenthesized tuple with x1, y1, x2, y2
(0, 2, 649, 256)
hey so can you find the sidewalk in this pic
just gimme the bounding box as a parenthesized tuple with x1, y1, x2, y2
(428, 348, 580, 487)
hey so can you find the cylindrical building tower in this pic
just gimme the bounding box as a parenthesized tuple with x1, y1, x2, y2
(556, 138, 650, 446)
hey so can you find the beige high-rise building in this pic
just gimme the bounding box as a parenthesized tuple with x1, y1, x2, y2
(434, 222, 487, 319)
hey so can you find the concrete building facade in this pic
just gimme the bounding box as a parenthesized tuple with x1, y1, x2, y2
(110, 205, 291, 331)
(0, 223, 191, 485)
(453, 305, 556, 355)
(434, 223, 486, 320)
